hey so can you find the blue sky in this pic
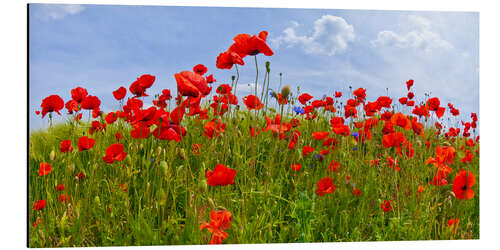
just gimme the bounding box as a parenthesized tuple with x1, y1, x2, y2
(29, 4, 479, 130)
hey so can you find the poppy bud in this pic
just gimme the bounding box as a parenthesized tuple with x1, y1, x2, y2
(178, 148, 186, 159)
(67, 163, 75, 173)
(265, 61, 271, 72)
(199, 179, 208, 193)
(208, 198, 216, 210)
(93, 196, 101, 207)
(232, 75, 236, 81)
(139, 143, 144, 150)
(159, 161, 168, 177)
(49, 150, 56, 161)
(159, 189, 167, 206)
(157, 146, 162, 157)
(125, 154, 132, 165)
(281, 85, 291, 100)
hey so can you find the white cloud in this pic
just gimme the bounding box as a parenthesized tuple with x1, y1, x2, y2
(271, 15, 355, 56)
(371, 15, 453, 52)
(35, 4, 85, 20)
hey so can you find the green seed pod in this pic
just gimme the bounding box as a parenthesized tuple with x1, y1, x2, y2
(160, 161, 168, 177)
(281, 85, 291, 100)
(49, 150, 56, 161)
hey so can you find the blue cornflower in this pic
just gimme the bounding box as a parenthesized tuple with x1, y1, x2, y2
(269, 90, 274, 97)
(294, 106, 305, 114)
(351, 132, 359, 138)
(353, 147, 358, 151)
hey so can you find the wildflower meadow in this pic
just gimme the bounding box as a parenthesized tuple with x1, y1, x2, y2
(29, 29, 479, 247)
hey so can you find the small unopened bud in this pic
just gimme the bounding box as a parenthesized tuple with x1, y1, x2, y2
(139, 144, 144, 150)
(49, 150, 56, 161)
(265, 61, 271, 72)
(281, 85, 291, 100)
(232, 75, 236, 81)
(160, 161, 168, 177)
(93, 196, 101, 207)
(157, 146, 162, 157)
(208, 198, 216, 210)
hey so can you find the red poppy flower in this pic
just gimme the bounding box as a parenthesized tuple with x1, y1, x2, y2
(381, 200, 392, 212)
(352, 88, 366, 102)
(200, 210, 232, 244)
(204, 119, 226, 139)
(113, 86, 127, 100)
(391, 113, 411, 130)
(71, 87, 88, 103)
(302, 146, 314, 156)
(407, 100, 415, 106)
(452, 170, 476, 199)
(447, 218, 460, 230)
(59, 194, 70, 203)
(398, 97, 408, 105)
(56, 184, 65, 192)
(426, 97, 440, 111)
(216, 84, 232, 95)
(352, 188, 362, 196)
(192, 143, 201, 154)
(406, 79, 414, 90)
(288, 130, 300, 150)
(60, 140, 73, 153)
(175, 71, 212, 98)
(382, 132, 406, 149)
(33, 199, 46, 211)
(152, 124, 186, 142)
(298, 93, 313, 105)
(312, 131, 329, 141)
(105, 112, 118, 124)
(206, 164, 237, 186)
(76, 172, 85, 180)
(344, 105, 358, 118)
(228, 31, 274, 58)
(78, 136, 95, 151)
(81, 95, 101, 110)
(435, 107, 446, 118)
(35, 110, 40, 115)
(291, 164, 302, 171)
(216, 51, 245, 70)
(206, 74, 216, 84)
(130, 126, 151, 139)
(335, 91, 342, 98)
(40, 95, 64, 118)
(65, 99, 79, 114)
(193, 64, 208, 75)
(315, 177, 336, 196)
(242, 95, 263, 110)
(115, 132, 122, 141)
(328, 160, 340, 172)
(461, 150, 474, 164)
(103, 143, 127, 164)
(38, 163, 52, 176)
(407, 92, 415, 100)
(377, 96, 392, 108)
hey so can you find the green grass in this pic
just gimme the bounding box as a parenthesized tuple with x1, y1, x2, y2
(28, 105, 479, 247)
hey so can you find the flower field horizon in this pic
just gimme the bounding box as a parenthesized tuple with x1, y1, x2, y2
(29, 28, 479, 247)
